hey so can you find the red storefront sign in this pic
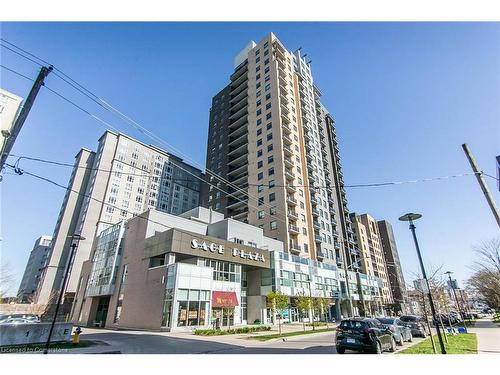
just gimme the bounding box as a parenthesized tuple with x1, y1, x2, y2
(212, 291, 239, 307)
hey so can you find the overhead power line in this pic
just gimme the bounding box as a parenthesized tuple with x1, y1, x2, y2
(0, 42, 291, 226)
(8, 154, 489, 189)
(0, 39, 291, 223)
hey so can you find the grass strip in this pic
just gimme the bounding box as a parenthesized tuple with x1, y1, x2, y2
(247, 328, 336, 341)
(397, 333, 477, 354)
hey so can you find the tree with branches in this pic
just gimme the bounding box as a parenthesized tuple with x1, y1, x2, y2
(266, 290, 288, 335)
(466, 237, 500, 309)
(294, 293, 311, 332)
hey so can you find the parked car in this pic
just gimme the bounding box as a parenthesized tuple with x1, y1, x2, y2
(399, 315, 428, 337)
(376, 317, 413, 345)
(0, 317, 37, 325)
(335, 317, 397, 354)
(433, 313, 459, 326)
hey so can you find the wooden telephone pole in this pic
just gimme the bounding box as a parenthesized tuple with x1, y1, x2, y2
(0, 65, 52, 171)
(462, 143, 500, 228)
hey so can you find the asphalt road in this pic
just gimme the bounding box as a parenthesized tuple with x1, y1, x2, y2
(78, 328, 427, 354)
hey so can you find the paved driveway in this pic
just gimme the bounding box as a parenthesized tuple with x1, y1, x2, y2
(75, 327, 426, 354)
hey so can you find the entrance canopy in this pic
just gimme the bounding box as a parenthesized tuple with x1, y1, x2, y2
(212, 291, 239, 307)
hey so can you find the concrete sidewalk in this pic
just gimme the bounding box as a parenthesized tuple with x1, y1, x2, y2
(468, 318, 500, 354)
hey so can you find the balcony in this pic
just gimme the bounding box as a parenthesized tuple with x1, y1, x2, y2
(316, 250, 325, 259)
(334, 241, 341, 250)
(286, 196, 297, 206)
(314, 235, 323, 243)
(282, 122, 292, 134)
(330, 217, 337, 225)
(328, 196, 334, 204)
(329, 207, 336, 215)
(310, 195, 318, 205)
(284, 157, 294, 169)
(336, 257, 343, 266)
(288, 224, 300, 234)
(283, 133, 293, 145)
(350, 247, 360, 256)
(283, 145, 293, 156)
(285, 168, 295, 181)
(313, 221, 321, 230)
(286, 184, 297, 193)
(290, 244, 301, 254)
(287, 210, 299, 221)
(311, 208, 320, 217)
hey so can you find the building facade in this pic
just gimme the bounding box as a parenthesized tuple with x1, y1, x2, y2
(71, 207, 383, 331)
(35, 131, 203, 309)
(0, 88, 23, 157)
(202, 33, 361, 317)
(351, 213, 394, 313)
(377, 220, 408, 313)
(17, 235, 52, 302)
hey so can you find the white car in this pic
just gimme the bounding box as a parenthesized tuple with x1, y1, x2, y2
(0, 317, 37, 325)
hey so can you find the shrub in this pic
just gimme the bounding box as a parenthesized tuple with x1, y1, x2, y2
(194, 325, 271, 336)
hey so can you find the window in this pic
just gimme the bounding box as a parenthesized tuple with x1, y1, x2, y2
(266, 122, 272, 130)
(266, 112, 272, 120)
(257, 160, 263, 168)
(268, 167, 274, 176)
(265, 83, 271, 91)
(270, 221, 278, 230)
(257, 99, 261, 107)
(265, 93, 271, 100)
(258, 197, 264, 206)
(257, 185, 264, 193)
(267, 133, 273, 141)
(257, 109, 262, 116)
(267, 144, 273, 152)
(264, 58, 269, 65)
(256, 57, 260, 63)
(257, 149, 263, 157)
(270, 207, 277, 215)
(256, 65, 261, 72)
(266, 103, 271, 110)
(257, 139, 262, 146)
(265, 66, 270, 74)
(257, 128, 262, 136)
(257, 119, 262, 126)
(258, 210, 265, 219)
(269, 192, 276, 202)
(258, 172, 263, 180)
(268, 155, 274, 163)
(269, 180, 275, 188)
(256, 73, 261, 80)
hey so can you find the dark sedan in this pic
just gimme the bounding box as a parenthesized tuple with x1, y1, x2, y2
(335, 317, 396, 354)
(400, 315, 428, 337)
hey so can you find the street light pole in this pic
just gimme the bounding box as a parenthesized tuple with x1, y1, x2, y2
(43, 234, 85, 354)
(445, 271, 467, 333)
(399, 213, 447, 354)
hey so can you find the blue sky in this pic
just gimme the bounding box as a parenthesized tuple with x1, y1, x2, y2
(1, 22, 499, 295)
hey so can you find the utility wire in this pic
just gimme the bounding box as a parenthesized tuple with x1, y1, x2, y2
(0, 42, 292, 224)
(4, 163, 189, 231)
(0, 39, 292, 222)
(0, 64, 291, 227)
(8, 154, 488, 189)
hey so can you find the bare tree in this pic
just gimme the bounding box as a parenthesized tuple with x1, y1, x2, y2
(467, 237, 500, 309)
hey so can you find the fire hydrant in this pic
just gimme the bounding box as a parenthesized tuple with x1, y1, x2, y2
(72, 326, 82, 344)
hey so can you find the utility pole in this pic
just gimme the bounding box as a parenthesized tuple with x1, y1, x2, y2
(0, 65, 53, 171)
(462, 143, 500, 228)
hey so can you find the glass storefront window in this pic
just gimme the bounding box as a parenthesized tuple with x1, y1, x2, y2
(177, 289, 188, 300)
(178, 301, 188, 326)
(188, 301, 200, 326)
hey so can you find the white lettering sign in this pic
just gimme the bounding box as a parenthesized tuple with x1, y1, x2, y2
(190, 238, 265, 263)
(191, 239, 224, 254)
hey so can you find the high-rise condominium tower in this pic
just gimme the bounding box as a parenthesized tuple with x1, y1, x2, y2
(35, 130, 202, 308)
(351, 213, 394, 310)
(378, 220, 408, 313)
(202, 33, 362, 315)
